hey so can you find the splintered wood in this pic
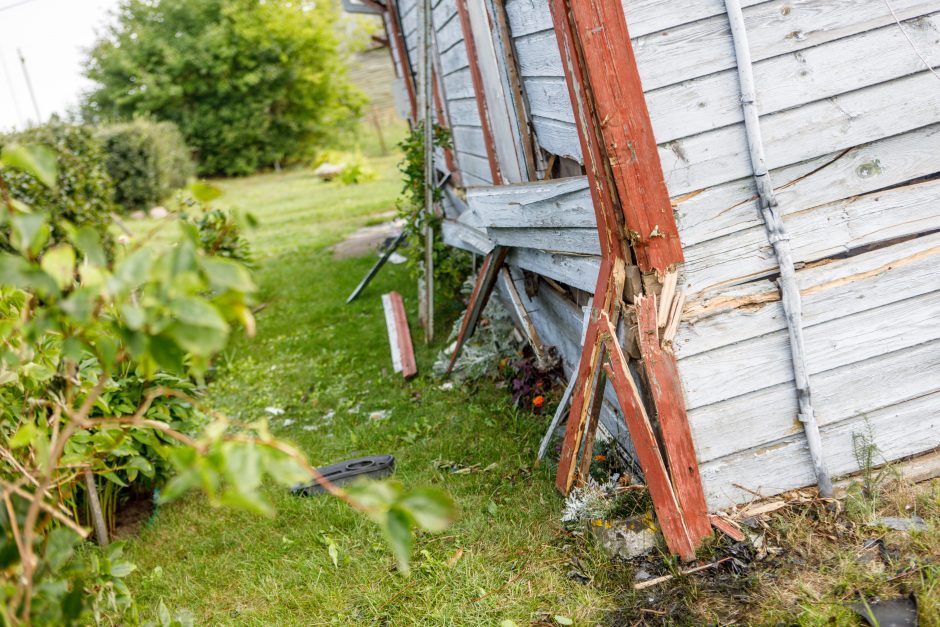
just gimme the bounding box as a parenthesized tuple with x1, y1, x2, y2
(547, 0, 709, 559)
(382, 292, 417, 379)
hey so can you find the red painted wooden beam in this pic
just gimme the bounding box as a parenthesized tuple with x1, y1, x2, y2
(635, 296, 711, 542)
(548, 0, 710, 557)
(454, 0, 503, 184)
(600, 314, 696, 559)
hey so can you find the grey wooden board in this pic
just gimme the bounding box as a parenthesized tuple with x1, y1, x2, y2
(676, 124, 940, 249)
(487, 227, 600, 255)
(506, 0, 783, 41)
(680, 288, 940, 410)
(466, 177, 594, 228)
(676, 232, 940, 359)
(682, 177, 940, 296)
(455, 151, 494, 186)
(441, 219, 494, 255)
(443, 68, 477, 100)
(439, 37, 470, 75)
(700, 390, 940, 510)
(520, 19, 940, 150)
(646, 13, 940, 144)
(435, 5, 464, 53)
(660, 71, 940, 199)
(530, 115, 583, 162)
(507, 248, 599, 293)
(509, 0, 938, 91)
(453, 126, 490, 160)
(690, 338, 940, 466)
(447, 98, 482, 127)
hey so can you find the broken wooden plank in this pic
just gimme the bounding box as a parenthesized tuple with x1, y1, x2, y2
(445, 246, 509, 375)
(600, 313, 695, 559)
(635, 295, 711, 542)
(382, 292, 417, 379)
(347, 232, 407, 304)
(500, 267, 551, 368)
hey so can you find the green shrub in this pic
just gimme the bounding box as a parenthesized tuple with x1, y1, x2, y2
(98, 119, 195, 211)
(0, 120, 116, 253)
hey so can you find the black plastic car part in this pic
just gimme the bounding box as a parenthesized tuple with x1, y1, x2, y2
(290, 455, 395, 496)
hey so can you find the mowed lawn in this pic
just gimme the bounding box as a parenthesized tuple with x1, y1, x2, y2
(122, 155, 625, 625)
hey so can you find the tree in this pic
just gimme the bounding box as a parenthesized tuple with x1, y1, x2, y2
(83, 0, 365, 176)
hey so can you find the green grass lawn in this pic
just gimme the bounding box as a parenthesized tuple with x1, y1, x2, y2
(122, 155, 625, 625)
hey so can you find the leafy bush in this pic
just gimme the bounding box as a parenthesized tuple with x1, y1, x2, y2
(397, 123, 470, 303)
(0, 145, 455, 625)
(84, 0, 366, 176)
(181, 182, 253, 264)
(0, 120, 116, 253)
(314, 150, 376, 185)
(98, 119, 195, 211)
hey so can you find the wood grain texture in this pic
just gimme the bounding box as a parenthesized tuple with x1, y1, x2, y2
(635, 296, 711, 541)
(465, 177, 593, 228)
(680, 289, 940, 410)
(508, 246, 600, 293)
(700, 391, 940, 510)
(487, 227, 600, 255)
(682, 177, 940, 296)
(675, 124, 940, 249)
(441, 218, 494, 255)
(690, 339, 940, 465)
(677, 233, 940, 358)
(602, 313, 696, 559)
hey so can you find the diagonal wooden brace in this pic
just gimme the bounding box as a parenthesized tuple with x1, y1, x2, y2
(599, 313, 696, 559)
(445, 246, 509, 375)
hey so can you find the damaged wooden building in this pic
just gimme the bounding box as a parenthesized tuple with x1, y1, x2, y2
(344, 0, 940, 558)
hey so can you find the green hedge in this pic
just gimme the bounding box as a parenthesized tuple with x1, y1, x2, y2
(0, 120, 116, 253)
(98, 119, 195, 211)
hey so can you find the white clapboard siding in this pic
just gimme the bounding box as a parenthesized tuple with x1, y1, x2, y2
(508, 248, 599, 292)
(689, 339, 940, 465)
(680, 289, 940, 410)
(442, 67, 477, 100)
(487, 227, 600, 255)
(506, 0, 793, 41)
(700, 391, 940, 510)
(676, 124, 940, 249)
(676, 233, 940, 359)
(508, 0, 939, 91)
(531, 116, 583, 162)
(682, 177, 940, 295)
(447, 98, 482, 127)
(439, 37, 470, 75)
(435, 6, 464, 53)
(441, 219, 494, 255)
(660, 71, 940, 198)
(648, 13, 940, 143)
(455, 152, 493, 186)
(466, 177, 594, 228)
(452, 126, 489, 159)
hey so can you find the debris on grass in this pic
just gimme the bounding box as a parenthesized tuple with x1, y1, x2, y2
(868, 516, 928, 533)
(264, 406, 285, 416)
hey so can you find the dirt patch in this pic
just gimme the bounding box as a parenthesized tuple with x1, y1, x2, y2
(112, 492, 156, 540)
(330, 217, 402, 259)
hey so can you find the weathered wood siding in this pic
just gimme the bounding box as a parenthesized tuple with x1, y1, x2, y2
(447, 0, 940, 510)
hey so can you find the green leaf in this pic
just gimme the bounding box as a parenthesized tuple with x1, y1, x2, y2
(11, 212, 50, 257)
(113, 247, 154, 291)
(201, 257, 255, 292)
(166, 297, 230, 356)
(399, 488, 456, 533)
(69, 226, 107, 267)
(220, 487, 273, 517)
(554, 617, 573, 625)
(327, 542, 339, 568)
(40, 244, 76, 289)
(383, 507, 413, 576)
(188, 180, 223, 203)
(9, 423, 38, 448)
(0, 254, 57, 294)
(109, 561, 137, 578)
(1, 143, 57, 188)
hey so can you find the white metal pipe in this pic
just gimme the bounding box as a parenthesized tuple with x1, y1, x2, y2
(723, 0, 833, 497)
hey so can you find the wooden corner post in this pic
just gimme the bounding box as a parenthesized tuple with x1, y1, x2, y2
(548, 0, 711, 557)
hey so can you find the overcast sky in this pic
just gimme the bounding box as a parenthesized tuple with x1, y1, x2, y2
(0, 0, 121, 132)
